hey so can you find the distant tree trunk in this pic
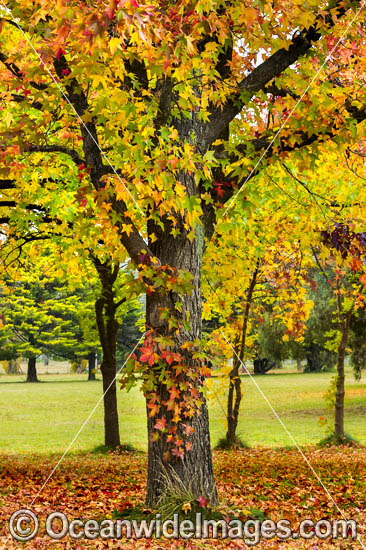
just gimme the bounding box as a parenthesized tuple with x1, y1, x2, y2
(226, 352, 242, 446)
(253, 357, 276, 374)
(7, 359, 20, 374)
(226, 264, 259, 447)
(94, 258, 121, 449)
(88, 351, 97, 381)
(296, 358, 303, 372)
(305, 342, 322, 372)
(26, 357, 38, 382)
(334, 306, 352, 441)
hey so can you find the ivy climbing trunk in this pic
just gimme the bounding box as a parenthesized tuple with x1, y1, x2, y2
(334, 308, 351, 441)
(26, 356, 38, 383)
(94, 259, 121, 449)
(145, 209, 217, 508)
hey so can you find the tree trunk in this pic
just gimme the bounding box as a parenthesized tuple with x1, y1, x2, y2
(253, 357, 276, 374)
(145, 213, 217, 508)
(226, 265, 258, 446)
(226, 355, 242, 446)
(305, 342, 321, 372)
(101, 359, 120, 447)
(8, 359, 20, 374)
(94, 259, 121, 449)
(334, 310, 351, 440)
(88, 351, 97, 381)
(26, 357, 38, 382)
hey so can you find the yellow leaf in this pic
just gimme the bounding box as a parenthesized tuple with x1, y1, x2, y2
(109, 37, 121, 55)
(182, 502, 192, 514)
(121, 224, 133, 236)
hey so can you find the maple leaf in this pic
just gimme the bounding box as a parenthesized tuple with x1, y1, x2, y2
(55, 47, 66, 60)
(154, 416, 167, 431)
(140, 346, 155, 366)
(169, 386, 180, 400)
(182, 502, 192, 514)
(162, 451, 170, 461)
(183, 424, 195, 436)
(147, 402, 159, 417)
(196, 496, 209, 507)
(172, 447, 184, 459)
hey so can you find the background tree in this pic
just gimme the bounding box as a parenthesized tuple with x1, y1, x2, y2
(349, 309, 366, 381)
(291, 269, 337, 373)
(1, 0, 366, 505)
(203, 208, 314, 445)
(0, 275, 81, 381)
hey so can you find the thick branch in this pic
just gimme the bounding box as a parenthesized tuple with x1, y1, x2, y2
(0, 180, 16, 190)
(9, 93, 43, 110)
(27, 145, 84, 165)
(204, 0, 355, 145)
(53, 54, 106, 181)
(0, 51, 48, 90)
(124, 55, 149, 91)
(263, 84, 300, 100)
(215, 102, 366, 164)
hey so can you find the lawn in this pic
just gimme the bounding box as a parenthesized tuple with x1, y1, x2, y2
(1, 367, 365, 549)
(0, 365, 365, 454)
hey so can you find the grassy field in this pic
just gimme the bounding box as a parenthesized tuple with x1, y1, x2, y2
(1, 365, 365, 454)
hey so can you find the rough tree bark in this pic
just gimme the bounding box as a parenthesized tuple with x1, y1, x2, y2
(145, 173, 218, 507)
(94, 259, 121, 448)
(226, 265, 258, 446)
(26, 356, 38, 382)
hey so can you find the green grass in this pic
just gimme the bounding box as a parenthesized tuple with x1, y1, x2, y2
(0, 366, 365, 454)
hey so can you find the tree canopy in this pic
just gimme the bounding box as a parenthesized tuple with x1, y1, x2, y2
(1, 0, 366, 506)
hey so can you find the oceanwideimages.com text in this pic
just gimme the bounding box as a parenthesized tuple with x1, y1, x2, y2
(9, 509, 358, 545)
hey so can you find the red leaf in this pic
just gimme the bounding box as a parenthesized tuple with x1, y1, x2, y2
(55, 48, 66, 60)
(140, 346, 155, 366)
(154, 417, 167, 431)
(196, 496, 209, 507)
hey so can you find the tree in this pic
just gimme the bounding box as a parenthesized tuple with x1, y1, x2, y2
(293, 269, 338, 373)
(349, 309, 366, 381)
(315, 223, 366, 441)
(203, 212, 313, 445)
(0, 275, 81, 382)
(1, 0, 366, 505)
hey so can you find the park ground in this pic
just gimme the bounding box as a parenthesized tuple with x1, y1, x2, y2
(0, 364, 365, 548)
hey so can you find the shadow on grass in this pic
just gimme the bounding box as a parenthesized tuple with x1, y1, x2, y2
(0, 378, 102, 385)
(214, 437, 250, 450)
(318, 433, 362, 447)
(92, 443, 143, 455)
